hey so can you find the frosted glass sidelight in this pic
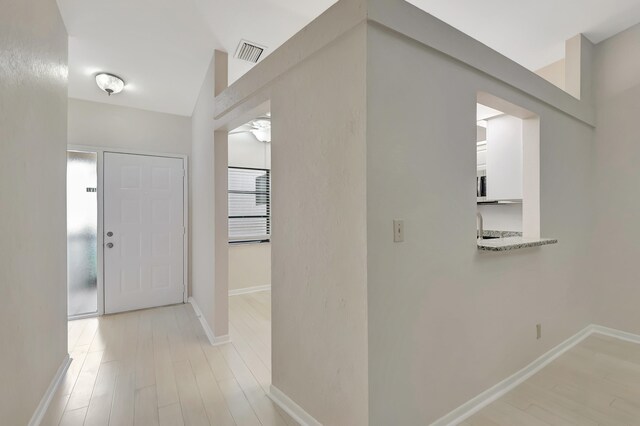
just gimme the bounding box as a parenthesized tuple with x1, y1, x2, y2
(67, 151, 98, 316)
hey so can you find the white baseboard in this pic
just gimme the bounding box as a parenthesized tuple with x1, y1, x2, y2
(431, 324, 640, 426)
(591, 324, 640, 344)
(268, 385, 322, 426)
(68, 312, 99, 321)
(210, 334, 231, 346)
(229, 285, 271, 297)
(29, 354, 72, 426)
(188, 297, 231, 346)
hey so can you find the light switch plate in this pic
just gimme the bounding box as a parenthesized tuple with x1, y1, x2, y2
(393, 220, 404, 243)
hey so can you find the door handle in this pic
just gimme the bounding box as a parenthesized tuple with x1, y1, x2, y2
(106, 242, 114, 249)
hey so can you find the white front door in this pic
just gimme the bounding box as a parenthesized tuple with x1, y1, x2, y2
(104, 152, 185, 314)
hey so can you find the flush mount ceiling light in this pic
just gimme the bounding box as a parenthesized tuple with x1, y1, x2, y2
(250, 117, 271, 143)
(95, 73, 125, 96)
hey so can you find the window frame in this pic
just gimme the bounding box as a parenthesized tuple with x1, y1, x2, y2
(228, 166, 271, 244)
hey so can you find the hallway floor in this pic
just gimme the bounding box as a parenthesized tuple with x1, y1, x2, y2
(464, 334, 640, 425)
(42, 290, 296, 426)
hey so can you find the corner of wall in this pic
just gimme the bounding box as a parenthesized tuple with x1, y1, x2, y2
(191, 51, 230, 341)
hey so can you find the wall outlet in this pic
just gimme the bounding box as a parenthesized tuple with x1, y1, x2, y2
(536, 324, 542, 340)
(393, 220, 404, 243)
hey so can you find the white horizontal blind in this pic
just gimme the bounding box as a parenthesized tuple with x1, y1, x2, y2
(228, 167, 270, 243)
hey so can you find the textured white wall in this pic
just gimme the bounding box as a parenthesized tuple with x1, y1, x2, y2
(214, 3, 370, 421)
(593, 23, 640, 332)
(68, 99, 191, 155)
(366, 23, 594, 425)
(214, 1, 599, 424)
(229, 131, 270, 170)
(228, 243, 271, 291)
(191, 51, 229, 338)
(536, 59, 566, 90)
(213, 128, 229, 337)
(0, 0, 69, 424)
(270, 23, 369, 425)
(191, 54, 223, 337)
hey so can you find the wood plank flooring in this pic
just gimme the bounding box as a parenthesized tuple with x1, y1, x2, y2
(463, 334, 640, 425)
(43, 293, 640, 426)
(42, 291, 297, 426)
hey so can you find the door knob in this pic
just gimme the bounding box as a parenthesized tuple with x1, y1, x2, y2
(106, 242, 114, 248)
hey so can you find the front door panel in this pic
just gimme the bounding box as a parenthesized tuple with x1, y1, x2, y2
(104, 152, 185, 314)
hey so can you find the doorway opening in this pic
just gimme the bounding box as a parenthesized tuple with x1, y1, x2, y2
(227, 113, 273, 382)
(66, 148, 189, 319)
(67, 150, 98, 318)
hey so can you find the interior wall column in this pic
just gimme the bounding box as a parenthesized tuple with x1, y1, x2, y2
(565, 34, 594, 102)
(213, 50, 229, 338)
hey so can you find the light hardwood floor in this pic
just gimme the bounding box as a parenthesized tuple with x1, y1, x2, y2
(42, 294, 640, 426)
(463, 334, 640, 425)
(42, 291, 297, 426)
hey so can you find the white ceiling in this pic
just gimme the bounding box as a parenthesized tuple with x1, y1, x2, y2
(406, 0, 640, 70)
(57, 0, 640, 116)
(57, 0, 335, 116)
(192, 0, 337, 90)
(57, 0, 219, 116)
(477, 104, 503, 121)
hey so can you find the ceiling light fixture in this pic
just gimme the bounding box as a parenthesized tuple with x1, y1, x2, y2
(95, 73, 125, 96)
(250, 118, 271, 143)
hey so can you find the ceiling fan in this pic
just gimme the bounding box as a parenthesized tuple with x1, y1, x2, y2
(229, 115, 271, 143)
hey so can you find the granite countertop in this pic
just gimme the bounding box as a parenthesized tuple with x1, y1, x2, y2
(480, 230, 522, 238)
(477, 230, 558, 252)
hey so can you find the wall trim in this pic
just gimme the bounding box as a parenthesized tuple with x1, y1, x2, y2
(431, 324, 640, 425)
(68, 312, 99, 321)
(268, 385, 322, 426)
(591, 325, 640, 345)
(229, 285, 271, 297)
(29, 354, 71, 426)
(188, 297, 231, 346)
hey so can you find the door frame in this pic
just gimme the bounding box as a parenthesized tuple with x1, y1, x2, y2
(68, 145, 189, 317)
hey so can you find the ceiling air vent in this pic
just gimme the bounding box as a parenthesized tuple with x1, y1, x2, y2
(234, 40, 266, 63)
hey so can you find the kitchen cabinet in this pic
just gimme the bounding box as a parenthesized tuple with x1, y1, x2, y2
(485, 115, 523, 201)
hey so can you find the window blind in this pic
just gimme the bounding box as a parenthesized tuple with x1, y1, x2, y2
(228, 167, 270, 243)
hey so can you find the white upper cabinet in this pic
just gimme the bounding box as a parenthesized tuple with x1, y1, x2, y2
(476, 124, 487, 171)
(486, 115, 523, 200)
